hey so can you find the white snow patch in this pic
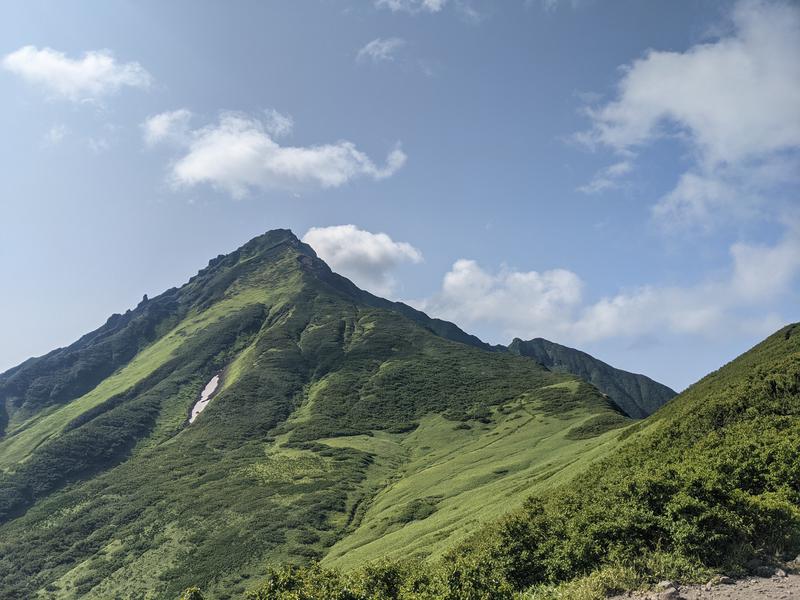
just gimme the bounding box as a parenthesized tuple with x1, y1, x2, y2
(189, 375, 220, 423)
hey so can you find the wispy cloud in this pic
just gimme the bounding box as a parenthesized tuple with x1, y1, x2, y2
(357, 38, 407, 64)
(375, 0, 447, 14)
(577, 160, 632, 194)
(531, 0, 586, 12)
(142, 109, 193, 146)
(2, 45, 152, 102)
(144, 111, 406, 198)
(262, 108, 294, 138)
(373, 0, 483, 24)
(41, 124, 69, 147)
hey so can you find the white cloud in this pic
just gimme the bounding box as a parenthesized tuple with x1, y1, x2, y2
(650, 171, 763, 230)
(730, 224, 800, 302)
(87, 137, 111, 154)
(303, 225, 423, 296)
(2, 45, 151, 101)
(581, 1, 800, 164)
(142, 109, 193, 146)
(357, 38, 407, 64)
(376, 0, 447, 13)
(577, 0, 800, 227)
(145, 111, 406, 197)
(41, 124, 69, 147)
(417, 260, 583, 340)
(577, 160, 632, 194)
(535, 0, 582, 11)
(263, 108, 294, 138)
(417, 225, 800, 344)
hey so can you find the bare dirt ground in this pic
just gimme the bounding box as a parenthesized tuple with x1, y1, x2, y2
(611, 571, 799, 600)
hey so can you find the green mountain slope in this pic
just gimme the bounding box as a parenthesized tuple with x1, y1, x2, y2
(244, 323, 799, 599)
(508, 338, 677, 418)
(0, 230, 629, 600)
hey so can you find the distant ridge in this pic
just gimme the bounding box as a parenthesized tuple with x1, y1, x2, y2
(508, 337, 677, 418)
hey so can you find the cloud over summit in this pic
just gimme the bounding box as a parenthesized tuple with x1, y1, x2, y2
(303, 225, 423, 297)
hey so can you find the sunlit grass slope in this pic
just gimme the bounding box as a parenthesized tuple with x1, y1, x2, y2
(322, 395, 624, 569)
(238, 323, 799, 600)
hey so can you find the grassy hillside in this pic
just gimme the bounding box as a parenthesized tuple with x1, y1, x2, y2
(320, 384, 624, 570)
(239, 323, 800, 599)
(508, 337, 676, 418)
(0, 230, 629, 600)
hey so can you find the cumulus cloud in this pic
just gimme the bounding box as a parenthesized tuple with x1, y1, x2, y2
(2, 45, 151, 101)
(417, 260, 583, 340)
(144, 111, 406, 197)
(142, 109, 193, 146)
(357, 38, 407, 64)
(570, 228, 800, 341)
(376, 0, 447, 13)
(580, 1, 800, 164)
(303, 225, 423, 296)
(417, 225, 800, 344)
(576, 0, 800, 227)
(730, 224, 800, 302)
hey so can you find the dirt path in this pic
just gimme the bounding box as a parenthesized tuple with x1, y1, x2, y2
(611, 572, 799, 600)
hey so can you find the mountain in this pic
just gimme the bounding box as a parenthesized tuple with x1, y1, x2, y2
(244, 323, 800, 598)
(0, 229, 631, 599)
(508, 337, 677, 418)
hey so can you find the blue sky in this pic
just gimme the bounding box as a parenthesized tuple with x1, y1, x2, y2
(1, 0, 798, 390)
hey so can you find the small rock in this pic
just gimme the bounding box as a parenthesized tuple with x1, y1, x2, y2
(718, 576, 735, 585)
(705, 575, 723, 590)
(774, 568, 787, 578)
(656, 581, 677, 591)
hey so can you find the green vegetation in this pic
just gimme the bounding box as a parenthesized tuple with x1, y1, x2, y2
(321, 404, 622, 569)
(508, 337, 677, 418)
(236, 323, 800, 599)
(4, 228, 794, 600)
(0, 230, 628, 599)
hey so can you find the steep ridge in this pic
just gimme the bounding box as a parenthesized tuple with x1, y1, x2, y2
(508, 337, 677, 417)
(0, 229, 630, 599)
(0, 232, 491, 443)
